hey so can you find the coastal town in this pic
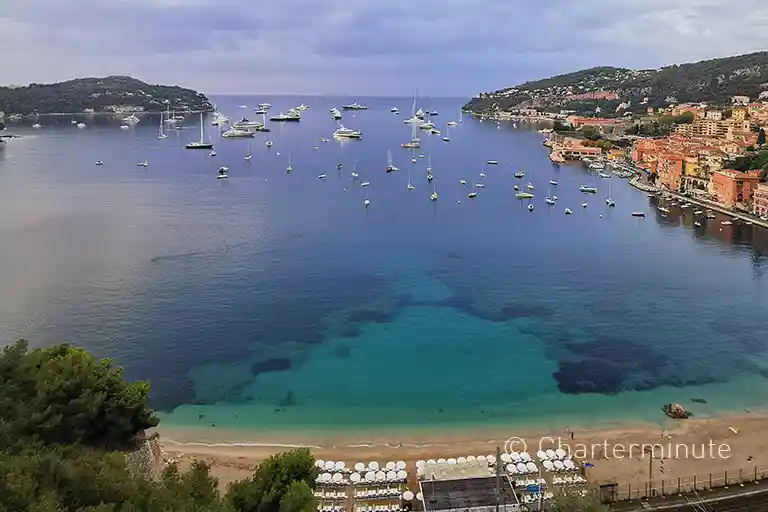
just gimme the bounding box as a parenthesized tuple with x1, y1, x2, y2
(478, 94, 768, 225)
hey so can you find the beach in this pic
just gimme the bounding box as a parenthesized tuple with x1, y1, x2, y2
(158, 413, 768, 492)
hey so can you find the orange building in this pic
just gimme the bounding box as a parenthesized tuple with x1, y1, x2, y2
(656, 152, 684, 190)
(708, 169, 763, 207)
(753, 183, 768, 217)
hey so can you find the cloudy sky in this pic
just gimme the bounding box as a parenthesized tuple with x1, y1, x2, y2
(2, 0, 768, 96)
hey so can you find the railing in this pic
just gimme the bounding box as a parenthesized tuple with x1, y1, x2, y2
(601, 466, 768, 502)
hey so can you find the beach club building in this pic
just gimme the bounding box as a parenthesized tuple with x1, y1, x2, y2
(419, 476, 521, 512)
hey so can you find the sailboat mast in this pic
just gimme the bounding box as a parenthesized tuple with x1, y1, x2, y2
(199, 113, 204, 142)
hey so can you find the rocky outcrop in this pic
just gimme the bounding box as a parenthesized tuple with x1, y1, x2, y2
(663, 403, 691, 419)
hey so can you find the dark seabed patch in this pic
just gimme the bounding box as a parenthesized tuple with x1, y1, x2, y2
(348, 310, 394, 324)
(330, 346, 351, 358)
(251, 357, 293, 376)
(435, 296, 554, 323)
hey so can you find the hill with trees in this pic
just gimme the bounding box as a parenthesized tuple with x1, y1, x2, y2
(0, 76, 212, 116)
(464, 51, 768, 116)
(0, 339, 317, 512)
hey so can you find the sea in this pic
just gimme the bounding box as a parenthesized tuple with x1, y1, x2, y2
(2, 95, 768, 437)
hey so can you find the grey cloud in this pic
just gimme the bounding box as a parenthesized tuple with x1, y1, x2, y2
(1, 0, 768, 95)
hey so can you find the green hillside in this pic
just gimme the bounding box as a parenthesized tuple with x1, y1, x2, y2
(464, 52, 768, 115)
(0, 75, 212, 115)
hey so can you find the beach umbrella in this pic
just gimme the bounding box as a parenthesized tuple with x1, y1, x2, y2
(402, 490, 414, 501)
(398, 469, 407, 480)
(546, 449, 556, 460)
(332, 473, 343, 483)
(526, 462, 537, 473)
(457, 457, 467, 464)
(466, 455, 476, 462)
(426, 459, 437, 465)
(520, 452, 531, 462)
(564, 459, 576, 470)
(335, 461, 345, 472)
(543, 460, 555, 471)
(516, 463, 527, 473)
(554, 460, 565, 470)
(386, 470, 397, 481)
(321, 472, 332, 483)
(315, 474, 323, 482)
(375, 471, 386, 481)
(555, 448, 567, 459)
(416, 492, 424, 502)
(486, 454, 496, 465)
(505, 463, 516, 473)
(315, 460, 325, 468)
(510, 452, 521, 462)
(396, 460, 407, 470)
(368, 461, 380, 471)
(437, 458, 446, 464)
(537, 450, 548, 460)
(350, 472, 361, 483)
(386, 461, 396, 471)
(477, 455, 487, 462)
(365, 471, 375, 482)
(500, 453, 511, 463)
(447, 458, 457, 465)
(325, 461, 336, 471)
(355, 462, 365, 472)
(416, 460, 426, 468)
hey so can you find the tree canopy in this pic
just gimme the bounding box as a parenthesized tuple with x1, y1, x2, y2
(758, 128, 766, 146)
(0, 340, 318, 512)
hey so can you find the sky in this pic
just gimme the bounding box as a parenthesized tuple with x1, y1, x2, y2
(2, 0, 768, 96)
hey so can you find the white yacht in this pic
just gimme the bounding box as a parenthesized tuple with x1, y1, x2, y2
(579, 185, 598, 194)
(211, 111, 229, 126)
(565, 208, 573, 215)
(32, 123, 41, 129)
(296, 104, 309, 111)
(330, 108, 342, 120)
(333, 125, 362, 139)
(265, 140, 273, 147)
(232, 117, 263, 130)
(217, 166, 229, 179)
(77, 123, 87, 129)
(95, 160, 103, 166)
(386, 150, 399, 172)
(515, 192, 534, 199)
(447, 121, 458, 127)
(123, 114, 140, 124)
(158, 112, 168, 139)
(549, 180, 558, 186)
(318, 173, 327, 179)
(137, 160, 148, 167)
(341, 102, 367, 110)
(528, 204, 535, 211)
(120, 125, 130, 130)
(391, 107, 399, 113)
(222, 127, 255, 138)
(270, 110, 301, 122)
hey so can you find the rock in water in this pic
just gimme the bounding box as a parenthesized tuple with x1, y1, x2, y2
(663, 403, 691, 419)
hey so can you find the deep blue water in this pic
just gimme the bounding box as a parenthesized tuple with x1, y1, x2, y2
(2, 95, 768, 433)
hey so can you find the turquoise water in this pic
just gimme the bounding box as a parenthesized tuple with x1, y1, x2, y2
(2, 96, 768, 434)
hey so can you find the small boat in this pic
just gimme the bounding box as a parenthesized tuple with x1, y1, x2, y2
(136, 160, 148, 167)
(209, 150, 216, 157)
(427, 173, 433, 182)
(476, 183, 485, 188)
(120, 125, 130, 130)
(681, 204, 692, 209)
(265, 140, 273, 147)
(286, 153, 293, 173)
(513, 170, 525, 178)
(245, 142, 252, 161)
(95, 160, 103, 166)
(468, 191, 477, 199)
(361, 182, 371, 187)
(350, 171, 359, 179)
(330, 108, 342, 120)
(581, 202, 588, 208)
(460, 180, 468, 186)
(565, 208, 573, 215)
(549, 180, 558, 186)
(721, 220, 732, 225)
(486, 160, 499, 165)
(598, 172, 611, 179)
(528, 204, 535, 211)
(515, 192, 534, 199)
(430, 192, 438, 202)
(658, 207, 671, 214)
(513, 185, 519, 191)
(430, 111, 438, 116)
(606, 199, 616, 207)
(337, 163, 343, 169)
(546, 197, 555, 205)
(631, 211, 646, 217)
(527, 183, 534, 190)
(386, 150, 399, 173)
(401, 140, 420, 149)
(694, 210, 704, 215)
(447, 121, 457, 127)
(694, 221, 702, 227)
(77, 123, 87, 129)
(318, 173, 327, 179)
(32, 123, 41, 129)
(391, 107, 399, 113)
(364, 199, 370, 208)
(479, 172, 486, 178)
(553, 196, 558, 200)
(579, 185, 598, 193)
(217, 166, 229, 179)
(321, 138, 331, 143)
(295, 104, 309, 111)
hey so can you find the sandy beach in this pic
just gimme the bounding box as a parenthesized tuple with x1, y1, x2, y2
(158, 413, 768, 492)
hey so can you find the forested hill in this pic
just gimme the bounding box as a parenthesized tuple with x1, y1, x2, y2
(0, 75, 212, 115)
(464, 51, 768, 115)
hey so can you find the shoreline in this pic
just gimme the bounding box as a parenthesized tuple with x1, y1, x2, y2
(158, 411, 768, 490)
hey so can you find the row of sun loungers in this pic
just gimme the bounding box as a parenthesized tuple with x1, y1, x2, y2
(354, 487, 404, 500)
(354, 505, 405, 512)
(315, 490, 348, 500)
(552, 475, 587, 485)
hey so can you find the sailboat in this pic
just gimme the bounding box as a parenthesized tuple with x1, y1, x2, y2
(404, 90, 423, 123)
(430, 180, 438, 202)
(386, 150, 399, 173)
(286, 152, 293, 172)
(157, 112, 168, 139)
(245, 142, 252, 161)
(546, 187, 555, 205)
(468, 180, 477, 199)
(364, 187, 371, 208)
(185, 113, 214, 149)
(426, 156, 432, 174)
(442, 125, 450, 142)
(350, 157, 359, 179)
(407, 164, 415, 191)
(605, 179, 615, 206)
